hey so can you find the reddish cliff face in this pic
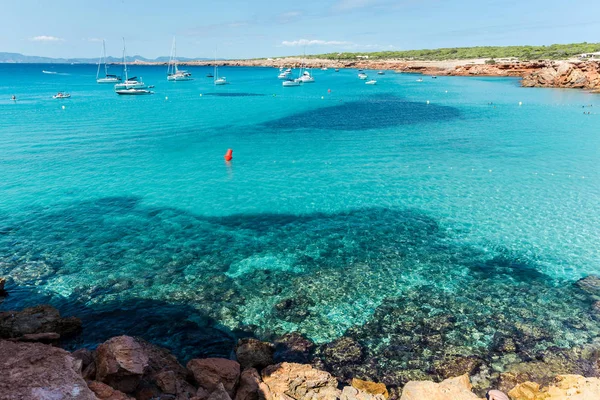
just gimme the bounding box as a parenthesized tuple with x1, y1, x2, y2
(521, 61, 600, 90)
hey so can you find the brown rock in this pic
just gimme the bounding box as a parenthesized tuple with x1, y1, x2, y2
(187, 358, 241, 398)
(12, 331, 61, 343)
(351, 378, 389, 399)
(431, 356, 483, 380)
(0, 340, 97, 399)
(208, 383, 233, 400)
(274, 332, 315, 363)
(235, 368, 262, 400)
(261, 362, 341, 400)
(341, 386, 386, 400)
(88, 380, 134, 400)
(236, 338, 275, 370)
(399, 374, 483, 400)
(0, 304, 82, 339)
(322, 336, 364, 365)
(508, 375, 600, 400)
(96, 335, 149, 393)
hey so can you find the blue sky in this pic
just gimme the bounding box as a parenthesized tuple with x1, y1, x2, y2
(3, 0, 600, 59)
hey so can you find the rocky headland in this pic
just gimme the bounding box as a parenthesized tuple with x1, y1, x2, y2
(136, 57, 600, 91)
(3, 275, 600, 400)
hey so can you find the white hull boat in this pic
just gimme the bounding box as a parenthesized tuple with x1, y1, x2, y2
(214, 77, 228, 85)
(167, 38, 193, 81)
(115, 39, 152, 94)
(116, 88, 154, 95)
(282, 79, 301, 87)
(53, 92, 71, 99)
(365, 80, 377, 85)
(97, 40, 121, 84)
(358, 73, 368, 80)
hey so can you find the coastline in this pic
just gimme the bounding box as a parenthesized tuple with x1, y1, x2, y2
(119, 57, 600, 91)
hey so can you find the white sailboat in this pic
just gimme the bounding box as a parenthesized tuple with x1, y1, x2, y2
(96, 40, 121, 83)
(214, 49, 228, 85)
(297, 49, 314, 83)
(167, 38, 193, 81)
(115, 39, 153, 95)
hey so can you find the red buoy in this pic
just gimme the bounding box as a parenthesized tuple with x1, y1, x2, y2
(328, 89, 331, 93)
(224, 149, 233, 161)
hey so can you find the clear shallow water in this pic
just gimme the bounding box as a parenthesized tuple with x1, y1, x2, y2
(1, 64, 600, 373)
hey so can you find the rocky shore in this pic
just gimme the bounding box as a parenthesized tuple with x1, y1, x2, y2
(135, 57, 600, 91)
(3, 275, 600, 400)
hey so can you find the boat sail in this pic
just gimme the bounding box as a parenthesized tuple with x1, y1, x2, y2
(167, 38, 193, 81)
(96, 40, 121, 83)
(114, 38, 153, 95)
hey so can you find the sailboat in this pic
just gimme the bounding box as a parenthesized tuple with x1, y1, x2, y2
(96, 40, 121, 83)
(297, 49, 314, 83)
(167, 38, 193, 81)
(115, 39, 153, 95)
(213, 49, 227, 85)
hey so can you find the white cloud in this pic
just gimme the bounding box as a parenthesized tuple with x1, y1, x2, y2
(30, 35, 64, 42)
(332, 0, 377, 11)
(281, 39, 353, 47)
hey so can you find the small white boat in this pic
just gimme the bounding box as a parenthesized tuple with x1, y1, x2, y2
(321, 67, 328, 71)
(335, 68, 340, 72)
(358, 73, 368, 80)
(299, 71, 314, 83)
(115, 39, 151, 92)
(416, 78, 423, 82)
(116, 88, 154, 95)
(365, 80, 377, 85)
(213, 48, 229, 85)
(278, 68, 292, 79)
(377, 71, 385, 75)
(214, 77, 228, 85)
(97, 40, 121, 83)
(167, 38, 193, 81)
(53, 92, 71, 99)
(282, 79, 301, 87)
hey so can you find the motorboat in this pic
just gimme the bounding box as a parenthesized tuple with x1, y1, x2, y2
(358, 73, 368, 80)
(167, 38, 193, 81)
(335, 68, 340, 72)
(321, 67, 328, 70)
(298, 71, 314, 83)
(365, 80, 377, 85)
(97, 40, 121, 83)
(53, 92, 71, 99)
(116, 88, 154, 95)
(206, 73, 214, 78)
(282, 79, 301, 87)
(377, 71, 385, 75)
(416, 78, 423, 82)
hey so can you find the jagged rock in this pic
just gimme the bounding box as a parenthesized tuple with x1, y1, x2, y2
(274, 332, 315, 363)
(485, 390, 509, 400)
(0, 277, 6, 296)
(576, 275, 600, 296)
(208, 383, 233, 400)
(351, 378, 389, 399)
(236, 338, 275, 370)
(0, 340, 97, 399)
(0, 304, 82, 339)
(322, 336, 364, 365)
(261, 362, 341, 400)
(509, 374, 600, 399)
(88, 380, 134, 400)
(341, 386, 387, 400)
(11, 332, 61, 343)
(431, 356, 483, 380)
(96, 335, 149, 393)
(235, 368, 261, 400)
(399, 374, 483, 400)
(187, 358, 241, 398)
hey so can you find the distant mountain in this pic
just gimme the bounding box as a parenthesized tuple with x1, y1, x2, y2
(0, 52, 213, 64)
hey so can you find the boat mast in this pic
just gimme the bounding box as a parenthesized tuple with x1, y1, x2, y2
(122, 38, 128, 82)
(214, 47, 218, 82)
(103, 40, 108, 77)
(97, 41, 103, 80)
(168, 37, 176, 75)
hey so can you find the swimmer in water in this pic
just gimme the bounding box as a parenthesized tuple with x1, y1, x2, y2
(11, 95, 16, 101)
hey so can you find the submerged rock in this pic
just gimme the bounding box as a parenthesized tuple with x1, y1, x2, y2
(322, 336, 364, 365)
(235, 338, 275, 370)
(96, 335, 149, 393)
(187, 358, 241, 398)
(0, 304, 82, 340)
(399, 374, 482, 400)
(431, 356, 483, 380)
(0, 340, 96, 400)
(273, 332, 315, 363)
(261, 362, 341, 400)
(576, 275, 600, 296)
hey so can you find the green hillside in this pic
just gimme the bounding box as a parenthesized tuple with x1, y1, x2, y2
(309, 42, 600, 61)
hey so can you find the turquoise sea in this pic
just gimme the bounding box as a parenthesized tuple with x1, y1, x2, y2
(1, 64, 599, 382)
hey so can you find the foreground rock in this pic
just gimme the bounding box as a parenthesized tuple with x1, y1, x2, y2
(261, 362, 341, 400)
(351, 378, 389, 399)
(96, 335, 149, 393)
(399, 374, 483, 400)
(0, 304, 82, 340)
(0, 340, 96, 399)
(0, 277, 6, 296)
(187, 357, 241, 398)
(509, 374, 600, 400)
(88, 381, 134, 400)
